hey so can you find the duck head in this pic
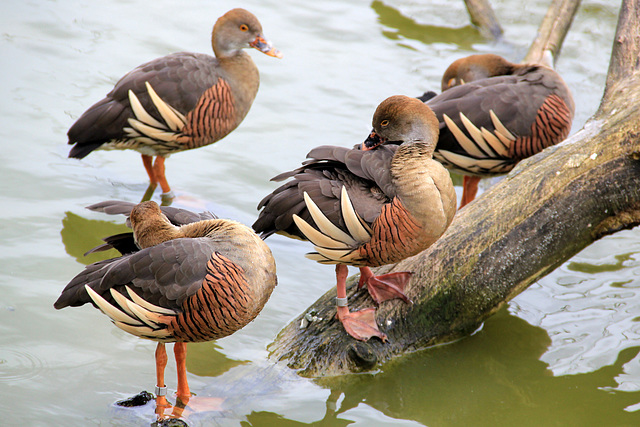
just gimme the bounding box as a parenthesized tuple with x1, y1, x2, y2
(212, 8, 282, 59)
(362, 95, 439, 152)
(441, 53, 516, 91)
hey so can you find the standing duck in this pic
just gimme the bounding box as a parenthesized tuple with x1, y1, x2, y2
(67, 8, 282, 200)
(54, 201, 277, 420)
(253, 96, 456, 341)
(422, 53, 574, 208)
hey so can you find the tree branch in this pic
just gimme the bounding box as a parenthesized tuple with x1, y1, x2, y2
(269, 0, 640, 377)
(524, 0, 581, 66)
(601, 0, 640, 109)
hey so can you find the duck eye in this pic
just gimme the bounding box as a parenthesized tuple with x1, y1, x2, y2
(240, 24, 249, 32)
(380, 119, 390, 127)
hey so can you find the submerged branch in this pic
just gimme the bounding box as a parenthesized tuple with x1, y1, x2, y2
(463, 0, 503, 39)
(524, 0, 581, 66)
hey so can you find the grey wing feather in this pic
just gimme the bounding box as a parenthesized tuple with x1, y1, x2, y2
(68, 53, 221, 154)
(253, 144, 397, 239)
(427, 65, 573, 155)
(54, 237, 215, 311)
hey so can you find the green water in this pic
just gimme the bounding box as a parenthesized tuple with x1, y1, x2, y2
(1, 0, 636, 426)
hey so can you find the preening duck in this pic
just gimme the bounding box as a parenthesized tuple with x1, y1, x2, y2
(253, 95, 456, 341)
(54, 201, 277, 420)
(423, 53, 575, 208)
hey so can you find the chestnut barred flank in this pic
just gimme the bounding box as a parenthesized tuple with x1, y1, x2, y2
(358, 197, 423, 267)
(169, 253, 254, 342)
(511, 94, 573, 159)
(182, 78, 239, 150)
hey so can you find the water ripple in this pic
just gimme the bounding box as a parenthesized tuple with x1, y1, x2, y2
(0, 346, 46, 383)
(511, 230, 640, 380)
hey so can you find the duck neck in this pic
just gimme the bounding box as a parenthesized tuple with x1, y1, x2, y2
(390, 141, 438, 213)
(133, 218, 183, 249)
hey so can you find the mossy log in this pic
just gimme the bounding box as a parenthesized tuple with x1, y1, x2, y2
(269, 0, 640, 377)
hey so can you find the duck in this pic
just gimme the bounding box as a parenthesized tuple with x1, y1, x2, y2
(420, 53, 575, 208)
(54, 200, 277, 420)
(67, 8, 282, 200)
(253, 95, 456, 342)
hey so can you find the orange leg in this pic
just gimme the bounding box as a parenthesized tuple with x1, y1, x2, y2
(459, 175, 481, 209)
(174, 342, 191, 402)
(171, 342, 223, 418)
(357, 266, 412, 305)
(152, 156, 172, 195)
(154, 343, 171, 419)
(335, 264, 387, 342)
(142, 155, 158, 187)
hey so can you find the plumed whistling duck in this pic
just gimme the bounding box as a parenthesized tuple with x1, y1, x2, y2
(54, 201, 277, 420)
(421, 53, 575, 208)
(67, 9, 282, 200)
(253, 96, 456, 341)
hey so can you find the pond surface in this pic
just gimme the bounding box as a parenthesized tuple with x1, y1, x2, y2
(1, 0, 637, 426)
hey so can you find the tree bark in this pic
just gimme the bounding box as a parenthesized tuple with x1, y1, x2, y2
(463, 0, 504, 40)
(269, 0, 640, 377)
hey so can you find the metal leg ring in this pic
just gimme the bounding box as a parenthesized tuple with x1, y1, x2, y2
(336, 297, 348, 307)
